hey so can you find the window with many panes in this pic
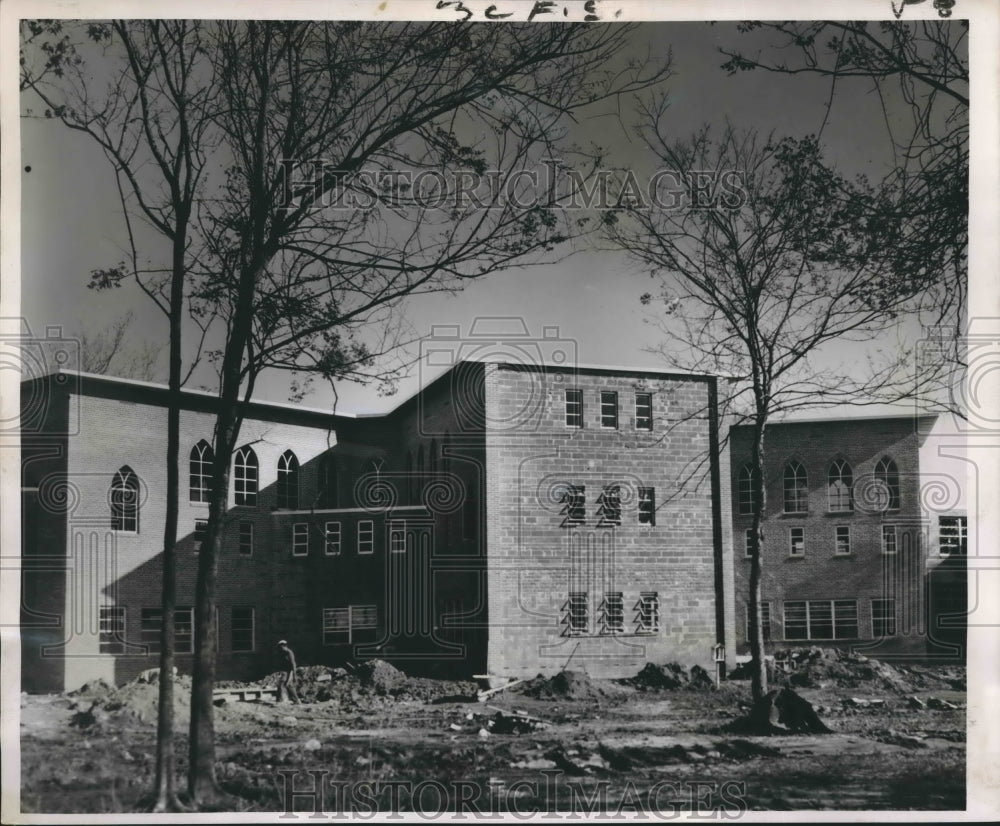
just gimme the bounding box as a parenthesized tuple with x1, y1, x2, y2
(783, 461, 808, 513)
(324, 521, 341, 555)
(322, 604, 377, 645)
(784, 599, 858, 641)
(874, 457, 900, 509)
(231, 606, 255, 652)
(276, 450, 299, 509)
(599, 485, 621, 525)
(600, 391, 618, 428)
(292, 523, 309, 556)
(789, 527, 805, 557)
(189, 440, 213, 503)
(141, 607, 193, 654)
(561, 484, 586, 525)
(871, 598, 896, 637)
(358, 520, 374, 554)
(939, 516, 967, 556)
(635, 392, 653, 430)
(881, 525, 897, 555)
(835, 526, 851, 555)
(599, 592, 624, 634)
(99, 607, 126, 654)
(234, 446, 259, 506)
(110, 466, 140, 532)
(745, 601, 771, 642)
(239, 521, 254, 556)
(638, 487, 656, 525)
(634, 592, 659, 633)
(738, 464, 759, 515)
(827, 459, 853, 512)
(565, 389, 583, 427)
(563, 591, 588, 634)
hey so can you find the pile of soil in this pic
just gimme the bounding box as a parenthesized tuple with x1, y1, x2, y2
(727, 687, 832, 735)
(517, 670, 614, 701)
(70, 674, 193, 728)
(780, 648, 915, 691)
(624, 662, 717, 692)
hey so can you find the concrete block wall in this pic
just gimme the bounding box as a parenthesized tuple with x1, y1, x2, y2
(484, 363, 723, 679)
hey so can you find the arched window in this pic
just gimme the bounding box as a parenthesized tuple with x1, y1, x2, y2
(276, 450, 299, 509)
(737, 464, 759, 515)
(234, 446, 259, 506)
(783, 461, 808, 513)
(189, 440, 213, 503)
(874, 457, 900, 510)
(110, 466, 140, 532)
(827, 459, 853, 512)
(319, 454, 337, 509)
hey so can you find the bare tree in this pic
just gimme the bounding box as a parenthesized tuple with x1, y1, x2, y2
(22, 20, 218, 811)
(26, 20, 670, 807)
(718, 20, 968, 404)
(606, 120, 943, 703)
(76, 311, 160, 380)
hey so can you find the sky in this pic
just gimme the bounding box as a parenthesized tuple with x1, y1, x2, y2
(17, 18, 964, 416)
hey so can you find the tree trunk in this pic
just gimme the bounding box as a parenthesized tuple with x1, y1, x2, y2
(747, 419, 768, 703)
(151, 217, 189, 812)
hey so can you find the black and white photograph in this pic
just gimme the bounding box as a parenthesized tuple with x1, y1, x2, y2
(2, 0, 997, 820)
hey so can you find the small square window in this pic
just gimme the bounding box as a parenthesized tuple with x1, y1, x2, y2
(324, 521, 341, 555)
(634, 591, 659, 633)
(358, 520, 374, 554)
(638, 487, 656, 526)
(194, 519, 208, 552)
(562, 484, 586, 526)
(881, 525, 897, 555)
(238, 521, 254, 556)
(835, 526, 851, 555)
(599, 485, 621, 526)
(292, 523, 309, 557)
(635, 392, 653, 431)
(599, 592, 624, 633)
(600, 391, 618, 429)
(564, 591, 588, 634)
(789, 527, 805, 557)
(565, 389, 583, 428)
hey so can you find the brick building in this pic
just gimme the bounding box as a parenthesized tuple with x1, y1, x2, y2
(729, 415, 967, 660)
(21, 360, 735, 692)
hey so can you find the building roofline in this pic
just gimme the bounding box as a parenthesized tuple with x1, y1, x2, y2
(729, 411, 939, 429)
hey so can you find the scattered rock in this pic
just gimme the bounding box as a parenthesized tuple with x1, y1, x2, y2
(477, 728, 490, 739)
(304, 739, 321, 751)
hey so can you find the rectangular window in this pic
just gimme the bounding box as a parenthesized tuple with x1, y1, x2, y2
(292, 523, 309, 557)
(141, 607, 193, 655)
(599, 592, 624, 634)
(638, 487, 655, 526)
(600, 391, 618, 429)
(789, 527, 805, 557)
(564, 591, 588, 634)
(99, 607, 126, 654)
(358, 520, 374, 554)
(745, 602, 772, 642)
(231, 606, 255, 652)
(783, 600, 858, 641)
(635, 392, 653, 431)
(835, 526, 851, 555)
(324, 521, 341, 555)
(238, 521, 254, 556)
(322, 605, 377, 645)
(562, 485, 586, 526)
(194, 519, 208, 552)
(744, 528, 755, 558)
(881, 525, 897, 555)
(939, 516, 967, 556)
(634, 592, 660, 633)
(565, 389, 583, 428)
(871, 598, 896, 637)
(390, 522, 405, 554)
(599, 485, 621, 526)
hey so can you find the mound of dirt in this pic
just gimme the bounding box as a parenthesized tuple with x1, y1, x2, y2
(356, 659, 406, 695)
(73, 674, 193, 728)
(780, 648, 911, 691)
(622, 662, 717, 692)
(517, 670, 613, 701)
(727, 687, 832, 735)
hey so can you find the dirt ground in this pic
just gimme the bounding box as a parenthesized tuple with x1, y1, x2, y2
(18, 650, 966, 814)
